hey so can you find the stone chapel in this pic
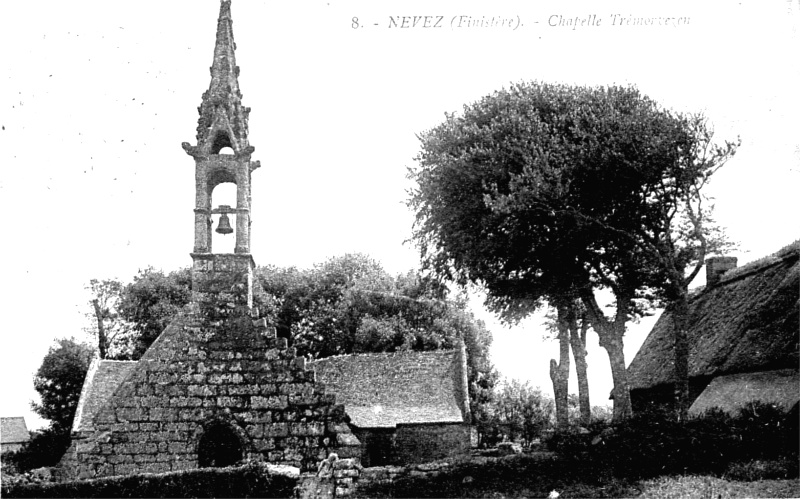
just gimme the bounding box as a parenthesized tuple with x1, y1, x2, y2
(58, 0, 361, 480)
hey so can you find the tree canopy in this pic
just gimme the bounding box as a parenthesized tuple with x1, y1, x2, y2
(119, 267, 193, 358)
(31, 338, 94, 434)
(408, 81, 735, 420)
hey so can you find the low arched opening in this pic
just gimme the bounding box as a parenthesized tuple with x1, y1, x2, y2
(197, 420, 244, 468)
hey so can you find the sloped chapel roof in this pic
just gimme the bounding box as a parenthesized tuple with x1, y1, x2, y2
(1, 417, 30, 444)
(311, 349, 468, 428)
(627, 240, 800, 392)
(71, 358, 138, 433)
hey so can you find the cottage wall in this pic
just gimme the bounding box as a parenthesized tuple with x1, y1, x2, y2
(351, 428, 394, 468)
(393, 423, 470, 465)
(630, 379, 711, 415)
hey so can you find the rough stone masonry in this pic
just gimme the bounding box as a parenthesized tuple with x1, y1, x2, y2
(64, 0, 360, 479)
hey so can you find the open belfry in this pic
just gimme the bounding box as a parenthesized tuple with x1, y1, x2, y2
(60, 0, 360, 479)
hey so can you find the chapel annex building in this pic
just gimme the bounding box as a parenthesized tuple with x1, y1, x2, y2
(58, 1, 362, 479)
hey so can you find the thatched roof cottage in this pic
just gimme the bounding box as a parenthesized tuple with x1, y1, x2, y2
(626, 240, 799, 416)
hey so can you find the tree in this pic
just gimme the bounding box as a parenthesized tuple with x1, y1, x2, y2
(628, 114, 739, 419)
(544, 303, 593, 427)
(489, 379, 554, 446)
(84, 278, 134, 359)
(118, 267, 192, 358)
(568, 307, 591, 426)
(31, 338, 94, 434)
(549, 304, 571, 429)
(409, 81, 700, 421)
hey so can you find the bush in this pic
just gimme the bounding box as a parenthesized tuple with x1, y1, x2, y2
(0, 461, 297, 498)
(725, 458, 800, 481)
(733, 402, 798, 459)
(2, 429, 71, 473)
(560, 403, 799, 480)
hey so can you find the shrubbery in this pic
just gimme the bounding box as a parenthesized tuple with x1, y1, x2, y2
(550, 402, 799, 480)
(1, 429, 71, 474)
(0, 461, 297, 499)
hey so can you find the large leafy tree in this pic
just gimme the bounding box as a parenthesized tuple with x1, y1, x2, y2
(31, 338, 94, 434)
(409, 81, 728, 421)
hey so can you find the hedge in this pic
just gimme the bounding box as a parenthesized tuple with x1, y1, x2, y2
(1, 461, 297, 498)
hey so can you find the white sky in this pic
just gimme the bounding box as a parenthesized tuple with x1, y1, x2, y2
(1, 1, 798, 431)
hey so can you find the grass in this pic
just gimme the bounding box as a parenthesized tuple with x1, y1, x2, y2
(637, 475, 800, 499)
(353, 454, 800, 498)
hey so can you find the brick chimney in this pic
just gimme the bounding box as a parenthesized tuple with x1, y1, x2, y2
(706, 256, 737, 287)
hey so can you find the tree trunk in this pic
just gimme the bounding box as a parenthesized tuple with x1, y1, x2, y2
(581, 291, 633, 421)
(92, 299, 108, 359)
(569, 310, 591, 426)
(600, 331, 632, 421)
(550, 305, 571, 429)
(672, 287, 691, 421)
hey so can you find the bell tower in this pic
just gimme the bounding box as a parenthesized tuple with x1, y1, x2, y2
(182, 0, 259, 307)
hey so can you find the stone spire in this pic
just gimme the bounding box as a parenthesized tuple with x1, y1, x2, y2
(184, 0, 260, 308)
(183, 0, 253, 158)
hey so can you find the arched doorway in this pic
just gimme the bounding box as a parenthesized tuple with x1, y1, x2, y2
(197, 421, 244, 468)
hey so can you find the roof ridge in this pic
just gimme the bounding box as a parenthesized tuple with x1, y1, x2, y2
(690, 240, 800, 299)
(717, 240, 799, 284)
(311, 348, 455, 363)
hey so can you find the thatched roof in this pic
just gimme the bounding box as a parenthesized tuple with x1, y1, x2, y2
(688, 368, 799, 416)
(627, 240, 799, 392)
(71, 358, 137, 433)
(1, 417, 30, 445)
(311, 349, 468, 428)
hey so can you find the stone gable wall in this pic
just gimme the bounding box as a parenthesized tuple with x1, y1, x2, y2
(72, 303, 359, 479)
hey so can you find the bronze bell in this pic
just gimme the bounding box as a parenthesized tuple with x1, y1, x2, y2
(216, 213, 234, 234)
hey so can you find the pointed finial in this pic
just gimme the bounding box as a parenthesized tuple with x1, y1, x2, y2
(189, 0, 251, 155)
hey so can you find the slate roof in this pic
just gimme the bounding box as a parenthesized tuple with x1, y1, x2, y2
(627, 240, 800, 392)
(1, 417, 30, 445)
(71, 358, 138, 433)
(688, 368, 799, 416)
(311, 349, 468, 428)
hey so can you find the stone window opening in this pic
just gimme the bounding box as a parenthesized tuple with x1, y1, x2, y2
(197, 420, 244, 468)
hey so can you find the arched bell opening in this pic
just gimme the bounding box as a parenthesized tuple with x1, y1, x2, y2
(197, 420, 245, 468)
(210, 182, 237, 254)
(210, 131, 234, 155)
